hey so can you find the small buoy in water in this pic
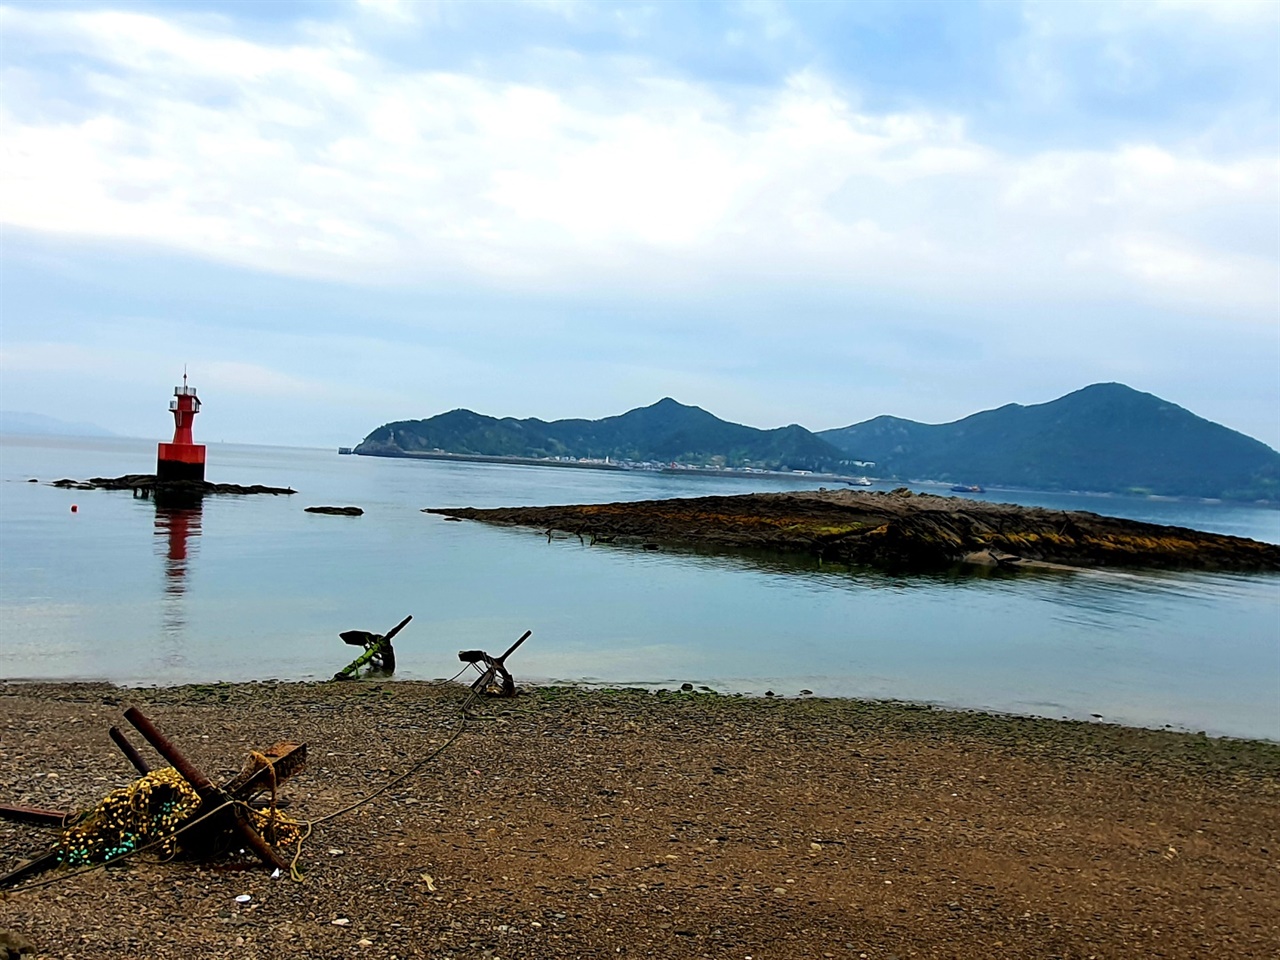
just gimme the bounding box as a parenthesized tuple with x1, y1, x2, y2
(71, 504, 78, 513)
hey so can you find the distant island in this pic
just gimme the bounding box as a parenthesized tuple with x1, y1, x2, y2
(354, 384, 1280, 503)
(819, 383, 1278, 503)
(0, 410, 116, 438)
(354, 397, 849, 474)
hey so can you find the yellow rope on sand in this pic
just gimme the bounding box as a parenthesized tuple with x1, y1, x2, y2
(239, 749, 303, 850)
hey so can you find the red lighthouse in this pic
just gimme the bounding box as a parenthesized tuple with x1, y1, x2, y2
(156, 372, 206, 483)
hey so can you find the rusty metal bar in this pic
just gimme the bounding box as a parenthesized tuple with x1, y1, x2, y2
(0, 803, 72, 828)
(0, 850, 60, 890)
(495, 629, 532, 665)
(108, 725, 151, 775)
(122, 706, 286, 870)
(228, 812, 289, 870)
(223, 742, 307, 800)
(122, 706, 215, 794)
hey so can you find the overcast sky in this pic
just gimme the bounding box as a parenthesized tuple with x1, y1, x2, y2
(2, 0, 1277, 449)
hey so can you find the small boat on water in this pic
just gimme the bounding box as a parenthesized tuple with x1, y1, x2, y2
(950, 484, 984, 493)
(845, 477, 874, 486)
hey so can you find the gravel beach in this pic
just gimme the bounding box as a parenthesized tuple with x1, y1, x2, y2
(2, 680, 1277, 959)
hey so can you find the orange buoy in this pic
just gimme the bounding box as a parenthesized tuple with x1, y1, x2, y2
(71, 504, 78, 513)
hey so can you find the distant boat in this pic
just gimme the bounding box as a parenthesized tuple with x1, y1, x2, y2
(338, 447, 353, 455)
(951, 484, 984, 493)
(847, 477, 873, 486)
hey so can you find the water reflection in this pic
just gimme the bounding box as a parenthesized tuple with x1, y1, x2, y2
(538, 531, 1277, 633)
(153, 503, 202, 644)
(562, 533, 1073, 591)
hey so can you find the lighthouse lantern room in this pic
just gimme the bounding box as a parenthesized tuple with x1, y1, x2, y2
(156, 372, 206, 482)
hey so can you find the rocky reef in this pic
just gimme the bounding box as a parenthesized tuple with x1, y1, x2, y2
(426, 488, 1280, 572)
(51, 475, 295, 497)
(305, 505, 364, 516)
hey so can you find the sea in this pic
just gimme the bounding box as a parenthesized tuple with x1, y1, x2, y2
(1, 434, 1278, 741)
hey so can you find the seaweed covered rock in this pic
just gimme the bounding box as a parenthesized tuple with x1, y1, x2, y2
(427, 489, 1280, 572)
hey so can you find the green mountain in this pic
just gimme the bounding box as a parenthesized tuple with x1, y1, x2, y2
(355, 398, 849, 472)
(818, 383, 1280, 501)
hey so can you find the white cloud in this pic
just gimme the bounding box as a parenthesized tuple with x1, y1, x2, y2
(1130, 0, 1279, 26)
(0, 3, 1274, 329)
(356, 0, 421, 25)
(203, 361, 327, 398)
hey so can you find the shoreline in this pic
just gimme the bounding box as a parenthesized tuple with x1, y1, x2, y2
(354, 448, 877, 485)
(2, 676, 1275, 745)
(352, 447, 1280, 506)
(2, 679, 1277, 959)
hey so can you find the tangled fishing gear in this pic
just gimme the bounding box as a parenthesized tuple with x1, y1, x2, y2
(55, 765, 304, 867)
(238, 749, 303, 849)
(56, 767, 201, 865)
(240, 804, 303, 849)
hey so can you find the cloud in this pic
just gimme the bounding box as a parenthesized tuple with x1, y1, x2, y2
(203, 360, 328, 398)
(0, 2, 1276, 448)
(1007, 0, 1279, 113)
(355, 0, 420, 24)
(1, 3, 1273, 332)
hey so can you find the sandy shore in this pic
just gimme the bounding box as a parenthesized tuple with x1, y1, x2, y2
(1, 680, 1277, 959)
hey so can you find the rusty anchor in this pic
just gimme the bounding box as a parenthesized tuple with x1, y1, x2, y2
(458, 629, 532, 699)
(0, 708, 306, 889)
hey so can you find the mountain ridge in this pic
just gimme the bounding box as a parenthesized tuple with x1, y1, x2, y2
(0, 410, 116, 438)
(355, 384, 1280, 502)
(355, 397, 848, 472)
(818, 383, 1278, 501)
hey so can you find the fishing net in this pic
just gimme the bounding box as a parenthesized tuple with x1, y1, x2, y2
(57, 767, 201, 865)
(241, 804, 304, 848)
(55, 765, 304, 866)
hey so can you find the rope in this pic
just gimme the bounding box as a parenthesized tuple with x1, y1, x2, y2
(231, 705, 469, 879)
(239, 751, 303, 850)
(438, 664, 472, 685)
(288, 818, 312, 883)
(308, 711, 468, 827)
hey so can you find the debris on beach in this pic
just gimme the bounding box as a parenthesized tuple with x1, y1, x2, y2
(0, 708, 306, 889)
(332, 615, 412, 680)
(458, 629, 532, 698)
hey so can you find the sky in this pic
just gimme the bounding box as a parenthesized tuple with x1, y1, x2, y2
(1, 0, 1277, 449)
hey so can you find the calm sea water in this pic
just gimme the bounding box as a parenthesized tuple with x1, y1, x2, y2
(1, 435, 1278, 740)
